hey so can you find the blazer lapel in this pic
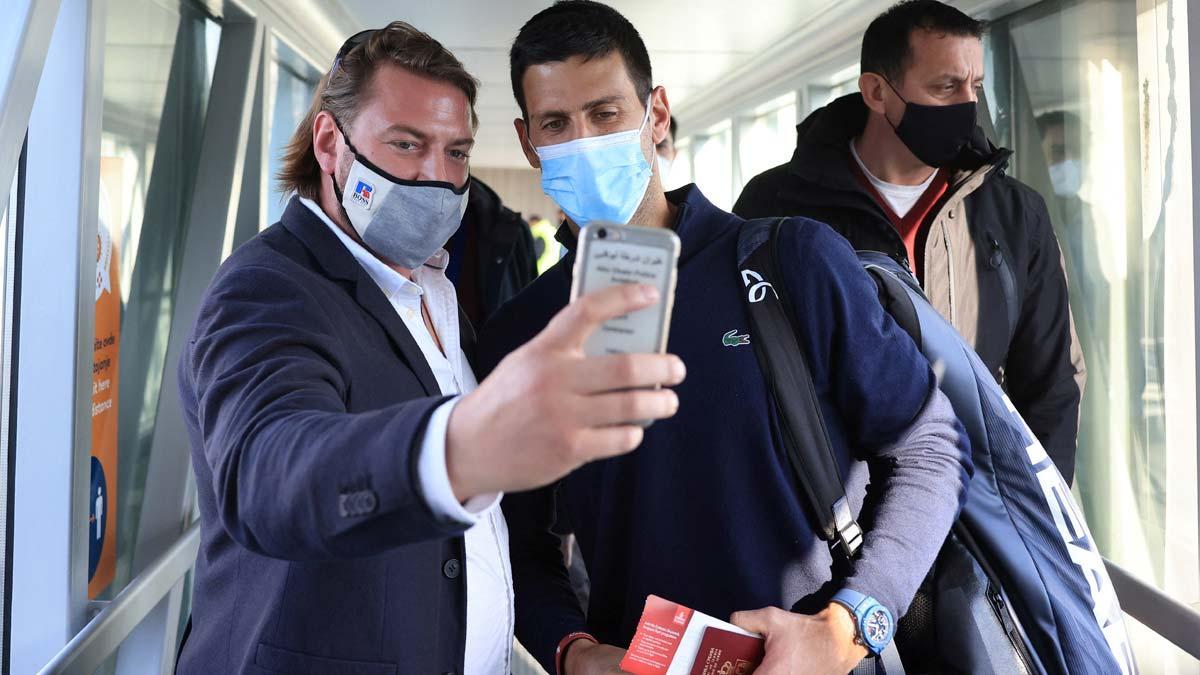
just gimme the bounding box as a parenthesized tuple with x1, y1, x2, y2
(353, 281, 442, 396)
(281, 198, 442, 397)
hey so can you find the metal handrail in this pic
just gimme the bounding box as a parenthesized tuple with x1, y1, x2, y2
(1105, 558, 1200, 661)
(37, 522, 200, 674)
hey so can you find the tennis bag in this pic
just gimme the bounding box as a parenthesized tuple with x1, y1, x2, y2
(736, 217, 1137, 674)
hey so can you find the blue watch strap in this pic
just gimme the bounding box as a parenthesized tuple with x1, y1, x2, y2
(832, 588, 870, 612)
(831, 589, 894, 655)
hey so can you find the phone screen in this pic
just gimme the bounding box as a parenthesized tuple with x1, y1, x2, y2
(578, 237, 673, 356)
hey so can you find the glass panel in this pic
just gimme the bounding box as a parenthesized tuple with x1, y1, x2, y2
(1, 158, 14, 334)
(736, 92, 797, 193)
(665, 139, 692, 190)
(267, 37, 322, 225)
(97, 0, 220, 605)
(691, 121, 733, 211)
(807, 66, 859, 116)
(0, 146, 19, 671)
(986, 0, 1198, 669)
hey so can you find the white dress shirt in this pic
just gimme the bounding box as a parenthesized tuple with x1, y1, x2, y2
(850, 138, 938, 218)
(301, 198, 514, 674)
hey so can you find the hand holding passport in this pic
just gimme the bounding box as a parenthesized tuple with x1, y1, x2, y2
(619, 596, 765, 675)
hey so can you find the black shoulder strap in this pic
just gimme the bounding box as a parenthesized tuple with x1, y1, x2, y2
(737, 217, 863, 559)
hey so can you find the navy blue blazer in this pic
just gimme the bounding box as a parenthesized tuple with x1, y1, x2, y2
(177, 198, 474, 675)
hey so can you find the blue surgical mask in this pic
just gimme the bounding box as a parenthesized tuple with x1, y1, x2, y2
(533, 98, 653, 226)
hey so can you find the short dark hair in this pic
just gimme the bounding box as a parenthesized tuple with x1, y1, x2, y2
(668, 115, 678, 141)
(861, 0, 985, 84)
(1035, 110, 1082, 137)
(510, 0, 653, 118)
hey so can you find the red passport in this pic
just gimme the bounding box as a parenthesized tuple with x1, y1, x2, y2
(689, 626, 765, 675)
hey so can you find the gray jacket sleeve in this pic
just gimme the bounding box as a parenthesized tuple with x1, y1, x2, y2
(843, 386, 971, 617)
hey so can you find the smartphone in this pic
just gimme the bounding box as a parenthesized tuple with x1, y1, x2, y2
(570, 221, 680, 359)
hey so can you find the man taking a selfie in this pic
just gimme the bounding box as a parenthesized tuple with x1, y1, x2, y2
(477, 2, 972, 674)
(177, 22, 684, 675)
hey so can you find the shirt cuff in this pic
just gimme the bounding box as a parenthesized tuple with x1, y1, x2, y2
(417, 396, 502, 524)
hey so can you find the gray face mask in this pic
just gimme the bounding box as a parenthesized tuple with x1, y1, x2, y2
(333, 127, 469, 270)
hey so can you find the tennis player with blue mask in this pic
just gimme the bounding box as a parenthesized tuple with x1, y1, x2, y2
(514, 56, 665, 231)
(482, 3, 970, 675)
(527, 94, 654, 227)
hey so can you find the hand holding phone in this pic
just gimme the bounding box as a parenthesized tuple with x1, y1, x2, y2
(446, 282, 685, 500)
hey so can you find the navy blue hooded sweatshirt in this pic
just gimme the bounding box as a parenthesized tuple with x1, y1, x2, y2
(476, 185, 971, 672)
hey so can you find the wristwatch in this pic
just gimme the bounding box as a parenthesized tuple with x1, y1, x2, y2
(831, 588, 894, 656)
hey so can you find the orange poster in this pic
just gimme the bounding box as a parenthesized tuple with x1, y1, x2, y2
(89, 176, 121, 598)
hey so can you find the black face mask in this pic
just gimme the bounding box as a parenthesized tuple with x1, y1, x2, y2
(882, 77, 977, 168)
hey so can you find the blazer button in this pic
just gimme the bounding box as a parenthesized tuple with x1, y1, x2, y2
(360, 490, 378, 513)
(443, 558, 462, 579)
(338, 490, 378, 517)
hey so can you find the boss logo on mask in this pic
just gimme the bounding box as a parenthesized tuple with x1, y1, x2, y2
(351, 179, 375, 209)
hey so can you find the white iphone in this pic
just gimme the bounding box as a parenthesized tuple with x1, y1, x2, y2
(570, 222, 681, 359)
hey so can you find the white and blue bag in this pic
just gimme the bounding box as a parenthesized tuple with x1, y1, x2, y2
(737, 217, 1136, 674)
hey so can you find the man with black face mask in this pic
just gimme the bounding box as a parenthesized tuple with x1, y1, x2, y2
(735, 0, 1086, 485)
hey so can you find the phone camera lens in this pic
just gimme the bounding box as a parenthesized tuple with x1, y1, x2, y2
(597, 228, 608, 239)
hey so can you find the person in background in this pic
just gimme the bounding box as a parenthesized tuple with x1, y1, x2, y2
(176, 22, 684, 675)
(445, 175, 537, 326)
(479, 2, 972, 674)
(655, 114, 678, 178)
(1035, 110, 1103, 318)
(527, 211, 563, 274)
(1036, 109, 1109, 482)
(734, 0, 1086, 484)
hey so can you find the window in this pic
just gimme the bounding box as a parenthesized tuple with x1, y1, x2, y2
(736, 93, 797, 193)
(691, 121, 733, 210)
(266, 37, 322, 225)
(0, 151, 16, 347)
(663, 138, 693, 190)
(0, 144, 20, 672)
(987, 0, 1198, 669)
(806, 63, 859, 117)
(97, 0, 221, 605)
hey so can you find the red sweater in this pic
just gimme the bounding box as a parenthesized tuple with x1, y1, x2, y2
(849, 161, 949, 280)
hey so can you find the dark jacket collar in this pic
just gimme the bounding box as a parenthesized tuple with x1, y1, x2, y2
(279, 197, 441, 397)
(789, 93, 1010, 191)
(465, 176, 521, 246)
(552, 184, 737, 265)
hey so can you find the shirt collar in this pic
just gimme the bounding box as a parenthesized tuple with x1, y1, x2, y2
(552, 183, 730, 266)
(299, 197, 432, 305)
(848, 139, 938, 193)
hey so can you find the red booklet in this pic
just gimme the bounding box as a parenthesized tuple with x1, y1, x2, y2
(689, 626, 766, 675)
(620, 595, 764, 675)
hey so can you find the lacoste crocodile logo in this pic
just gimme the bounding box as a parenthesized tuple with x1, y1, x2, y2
(723, 329, 750, 347)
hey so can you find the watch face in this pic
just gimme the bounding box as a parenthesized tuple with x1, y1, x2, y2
(863, 608, 892, 646)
